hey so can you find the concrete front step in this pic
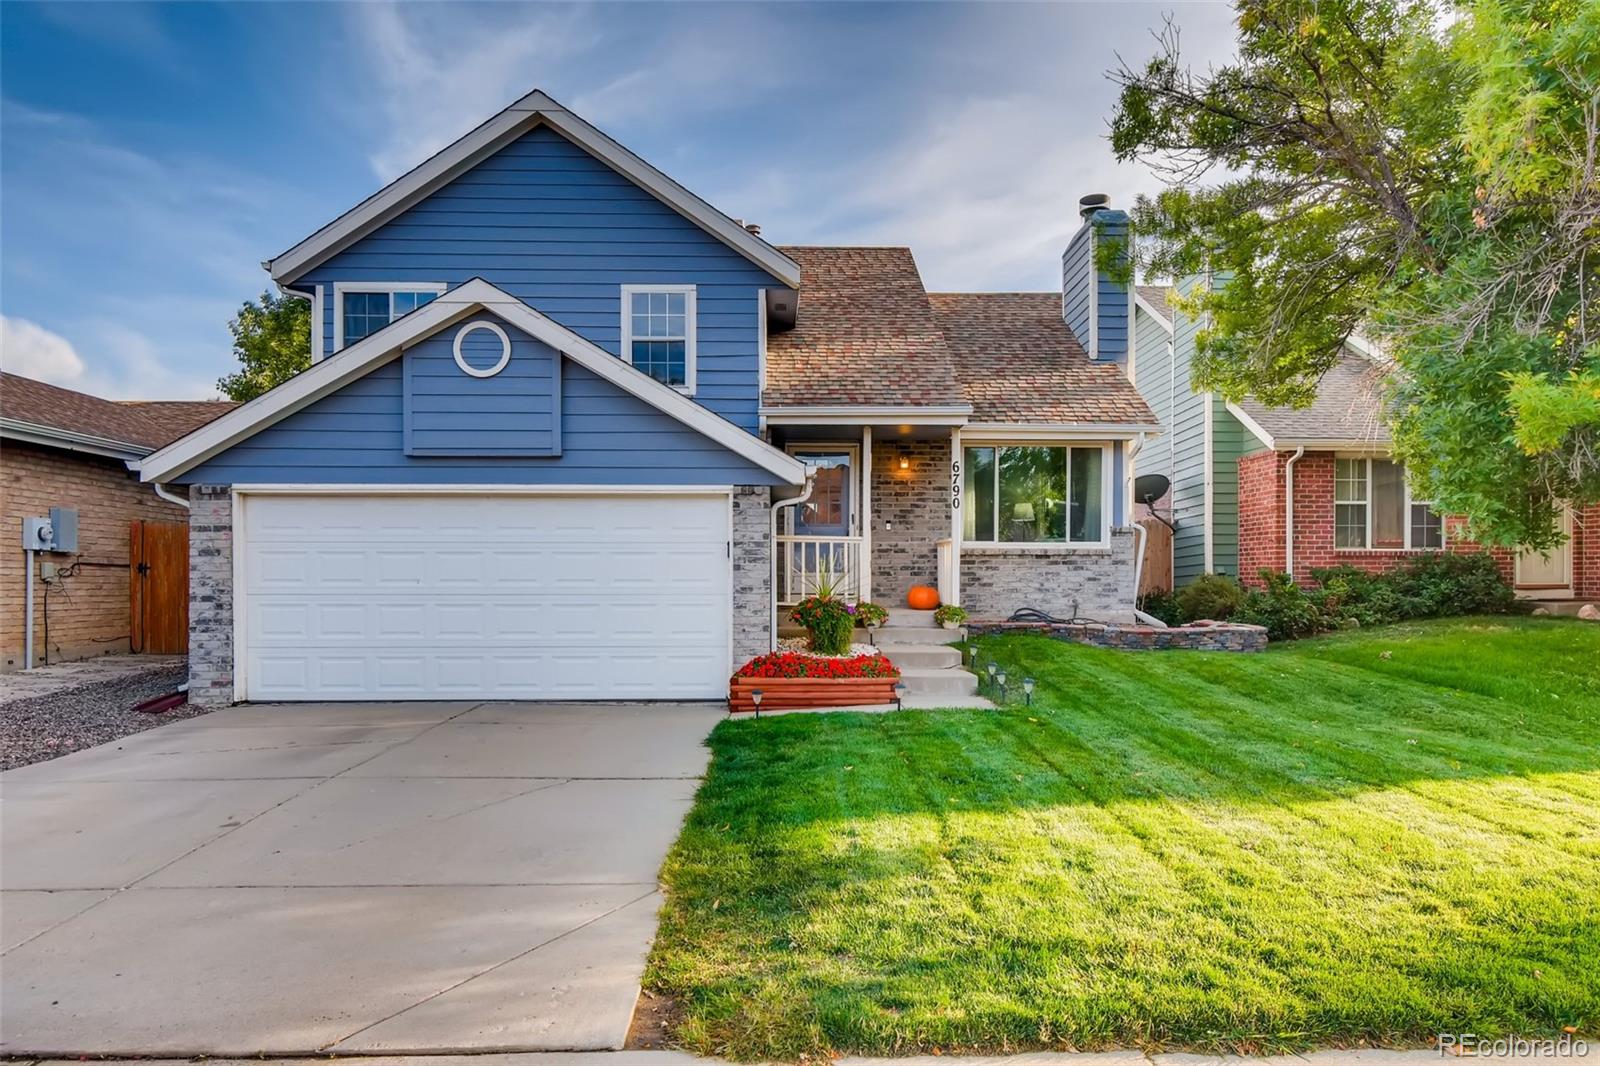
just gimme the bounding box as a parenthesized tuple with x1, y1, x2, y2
(872, 625, 965, 646)
(874, 644, 963, 670)
(884, 607, 938, 628)
(898, 666, 980, 698)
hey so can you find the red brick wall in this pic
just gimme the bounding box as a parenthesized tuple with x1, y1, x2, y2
(1568, 503, 1599, 599)
(1, 440, 188, 669)
(1238, 450, 1525, 589)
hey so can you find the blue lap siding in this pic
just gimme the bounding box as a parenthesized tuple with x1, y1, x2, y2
(297, 124, 774, 434)
(175, 319, 784, 487)
(403, 315, 561, 456)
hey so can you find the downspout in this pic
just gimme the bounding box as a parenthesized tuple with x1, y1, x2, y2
(768, 476, 816, 652)
(1126, 433, 1168, 628)
(1283, 446, 1306, 580)
(152, 483, 190, 510)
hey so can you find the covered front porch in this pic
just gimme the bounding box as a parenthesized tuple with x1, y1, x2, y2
(767, 415, 1141, 623)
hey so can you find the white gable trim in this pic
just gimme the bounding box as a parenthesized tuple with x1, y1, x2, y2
(1225, 401, 1278, 449)
(266, 90, 801, 290)
(1133, 289, 1174, 332)
(135, 279, 806, 485)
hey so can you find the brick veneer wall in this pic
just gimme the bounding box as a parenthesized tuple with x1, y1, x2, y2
(871, 436, 950, 605)
(1, 440, 188, 670)
(960, 529, 1139, 622)
(1237, 451, 1521, 588)
(187, 485, 234, 707)
(731, 485, 772, 667)
(1575, 505, 1600, 599)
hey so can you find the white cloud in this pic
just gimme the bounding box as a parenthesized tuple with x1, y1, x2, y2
(1, 315, 87, 386)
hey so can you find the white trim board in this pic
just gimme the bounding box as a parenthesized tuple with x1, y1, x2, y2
(761, 405, 973, 426)
(1133, 288, 1174, 332)
(266, 89, 801, 290)
(135, 278, 807, 486)
(0, 419, 149, 462)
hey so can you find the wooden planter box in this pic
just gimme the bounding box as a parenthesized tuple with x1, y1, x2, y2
(728, 675, 899, 713)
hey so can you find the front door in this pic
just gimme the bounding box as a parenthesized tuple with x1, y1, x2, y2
(1516, 507, 1574, 597)
(790, 449, 854, 537)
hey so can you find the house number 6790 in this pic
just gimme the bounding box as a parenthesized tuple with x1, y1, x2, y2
(950, 459, 961, 510)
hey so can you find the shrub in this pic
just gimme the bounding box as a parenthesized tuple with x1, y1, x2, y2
(1234, 570, 1328, 640)
(1137, 588, 1184, 626)
(1311, 565, 1413, 627)
(790, 596, 855, 655)
(1176, 573, 1245, 621)
(735, 650, 898, 679)
(853, 601, 889, 628)
(1390, 552, 1519, 616)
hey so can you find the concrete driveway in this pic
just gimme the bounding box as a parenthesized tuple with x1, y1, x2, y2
(0, 700, 723, 1056)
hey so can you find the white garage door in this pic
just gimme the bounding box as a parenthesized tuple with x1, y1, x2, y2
(240, 493, 731, 701)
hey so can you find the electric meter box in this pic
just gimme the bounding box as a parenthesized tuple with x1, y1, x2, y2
(48, 507, 79, 553)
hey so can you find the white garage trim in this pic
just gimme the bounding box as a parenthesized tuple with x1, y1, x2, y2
(230, 486, 734, 703)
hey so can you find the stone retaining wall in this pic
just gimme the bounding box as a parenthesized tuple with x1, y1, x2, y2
(968, 618, 1267, 652)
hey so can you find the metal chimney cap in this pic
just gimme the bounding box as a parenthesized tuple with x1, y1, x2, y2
(1078, 193, 1111, 219)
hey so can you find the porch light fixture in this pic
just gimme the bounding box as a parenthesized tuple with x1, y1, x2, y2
(898, 454, 910, 471)
(894, 681, 907, 710)
(750, 688, 763, 718)
(1023, 677, 1035, 705)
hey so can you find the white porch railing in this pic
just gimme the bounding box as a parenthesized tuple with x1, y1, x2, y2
(776, 535, 864, 606)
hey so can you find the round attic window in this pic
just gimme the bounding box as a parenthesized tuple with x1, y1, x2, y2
(453, 322, 511, 378)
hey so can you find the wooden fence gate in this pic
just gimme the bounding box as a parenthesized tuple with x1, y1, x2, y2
(131, 520, 188, 654)
(1136, 518, 1174, 597)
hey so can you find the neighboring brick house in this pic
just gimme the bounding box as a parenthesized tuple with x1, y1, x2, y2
(0, 373, 234, 669)
(1130, 289, 1599, 604)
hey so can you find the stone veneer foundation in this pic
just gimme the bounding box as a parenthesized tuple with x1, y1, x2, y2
(968, 618, 1268, 652)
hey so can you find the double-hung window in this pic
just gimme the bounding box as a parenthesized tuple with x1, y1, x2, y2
(961, 444, 1107, 545)
(335, 284, 446, 349)
(1334, 456, 1443, 550)
(621, 285, 696, 393)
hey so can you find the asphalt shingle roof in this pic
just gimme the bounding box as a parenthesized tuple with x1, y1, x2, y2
(1232, 349, 1391, 446)
(1134, 284, 1173, 325)
(764, 246, 964, 408)
(0, 372, 236, 452)
(765, 247, 1156, 425)
(928, 292, 1156, 425)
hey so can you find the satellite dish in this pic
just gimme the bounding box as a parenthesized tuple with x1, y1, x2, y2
(1133, 473, 1171, 505)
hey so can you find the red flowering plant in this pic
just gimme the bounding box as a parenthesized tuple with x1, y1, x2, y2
(734, 650, 899, 680)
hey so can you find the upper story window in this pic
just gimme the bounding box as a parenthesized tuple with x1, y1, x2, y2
(335, 283, 446, 349)
(621, 285, 696, 393)
(1335, 456, 1444, 550)
(961, 443, 1108, 546)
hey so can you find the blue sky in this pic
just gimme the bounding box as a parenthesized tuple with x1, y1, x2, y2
(0, 1, 1236, 399)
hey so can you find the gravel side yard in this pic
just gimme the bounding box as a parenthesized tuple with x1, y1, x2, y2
(1, 662, 205, 770)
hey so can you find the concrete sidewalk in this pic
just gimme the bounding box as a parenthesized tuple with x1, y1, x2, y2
(15, 1047, 1561, 1065)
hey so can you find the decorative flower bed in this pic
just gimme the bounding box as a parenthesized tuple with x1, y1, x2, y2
(729, 650, 900, 712)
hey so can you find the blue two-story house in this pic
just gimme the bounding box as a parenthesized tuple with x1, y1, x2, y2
(137, 90, 1157, 706)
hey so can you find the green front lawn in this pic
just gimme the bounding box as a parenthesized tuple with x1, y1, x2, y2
(647, 617, 1600, 1059)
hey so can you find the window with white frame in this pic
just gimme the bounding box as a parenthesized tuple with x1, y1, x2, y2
(1334, 456, 1444, 550)
(961, 444, 1107, 545)
(621, 285, 696, 392)
(336, 284, 446, 348)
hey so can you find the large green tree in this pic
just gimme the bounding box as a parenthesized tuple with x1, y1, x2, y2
(217, 291, 312, 402)
(1111, 0, 1599, 548)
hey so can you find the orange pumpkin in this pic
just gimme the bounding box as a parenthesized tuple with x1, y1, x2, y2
(907, 585, 939, 610)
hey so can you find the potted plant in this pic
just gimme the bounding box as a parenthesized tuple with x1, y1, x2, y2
(729, 649, 899, 712)
(854, 601, 889, 630)
(933, 604, 968, 630)
(789, 561, 855, 654)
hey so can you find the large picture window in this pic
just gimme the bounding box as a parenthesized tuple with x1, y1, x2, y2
(962, 444, 1106, 545)
(1334, 457, 1443, 550)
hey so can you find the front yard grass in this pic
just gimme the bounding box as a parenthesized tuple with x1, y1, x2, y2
(646, 617, 1600, 1059)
